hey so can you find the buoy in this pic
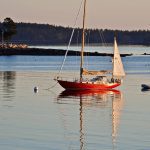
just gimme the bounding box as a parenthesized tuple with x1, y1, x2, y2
(34, 86, 38, 93)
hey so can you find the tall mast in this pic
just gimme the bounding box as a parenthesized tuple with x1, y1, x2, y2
(80, 0, 87, 80)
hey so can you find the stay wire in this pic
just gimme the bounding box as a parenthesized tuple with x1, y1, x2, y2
(47, 0, 84, 90)
(55, 0, 84, 78)
(44, 82, 58, 91)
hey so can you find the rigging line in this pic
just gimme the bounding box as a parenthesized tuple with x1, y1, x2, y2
(55, 0, 84, 78)
(44, 81, 58, 91)
(98, 29, 107, 47)
(84, 30, 90, 69)
(98, 30, 103, 45)
(102, 32, 107, 46)
(75, 30, 80, 75)
(87, 30, 90, 69)
(101, 30, 106, 46)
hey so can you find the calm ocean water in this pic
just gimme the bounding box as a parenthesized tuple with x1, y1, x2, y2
(0, 45, 150, 150)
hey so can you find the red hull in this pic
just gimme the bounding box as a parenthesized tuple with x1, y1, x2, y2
(57, 80, 120, 90)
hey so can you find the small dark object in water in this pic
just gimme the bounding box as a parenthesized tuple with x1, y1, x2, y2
(34, 86, 38, 93)
(141, 84, 150, 89)
(141, 88, 150, 92)
(141, 84, 150, 92)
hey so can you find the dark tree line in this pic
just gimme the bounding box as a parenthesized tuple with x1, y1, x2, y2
(0, 21, 150, 45)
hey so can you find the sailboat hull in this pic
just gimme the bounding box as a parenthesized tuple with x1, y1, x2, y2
(57, 80, 120, 90)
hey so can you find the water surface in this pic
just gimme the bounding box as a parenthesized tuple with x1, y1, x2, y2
(0, 71, 150, 150)
(0, 51, 150, 149)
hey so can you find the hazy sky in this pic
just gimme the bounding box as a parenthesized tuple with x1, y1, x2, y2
(0, 0, 149, 30)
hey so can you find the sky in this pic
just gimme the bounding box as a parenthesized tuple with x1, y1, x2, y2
(0, 0, 150, 30)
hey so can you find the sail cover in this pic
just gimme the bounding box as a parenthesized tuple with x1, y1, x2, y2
(82, 69, 111, 75)
(113, 38, 125, 78)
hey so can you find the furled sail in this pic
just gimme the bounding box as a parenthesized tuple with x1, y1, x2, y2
(82, 68, 111, 75)
(112, 38, 125, 78)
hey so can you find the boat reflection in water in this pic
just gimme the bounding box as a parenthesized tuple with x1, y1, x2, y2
(57, 89, 124, 150)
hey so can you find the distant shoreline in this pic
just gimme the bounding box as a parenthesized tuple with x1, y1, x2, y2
(2, 22, 150, 46)
(0, 48, 133, 57)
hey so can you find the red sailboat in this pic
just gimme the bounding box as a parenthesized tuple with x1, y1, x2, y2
(56, 0, 125, 90)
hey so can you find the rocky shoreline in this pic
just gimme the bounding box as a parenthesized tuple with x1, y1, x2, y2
(0, 48, 133, 57)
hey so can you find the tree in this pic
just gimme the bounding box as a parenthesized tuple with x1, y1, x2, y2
(2, 17, 17, 42)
